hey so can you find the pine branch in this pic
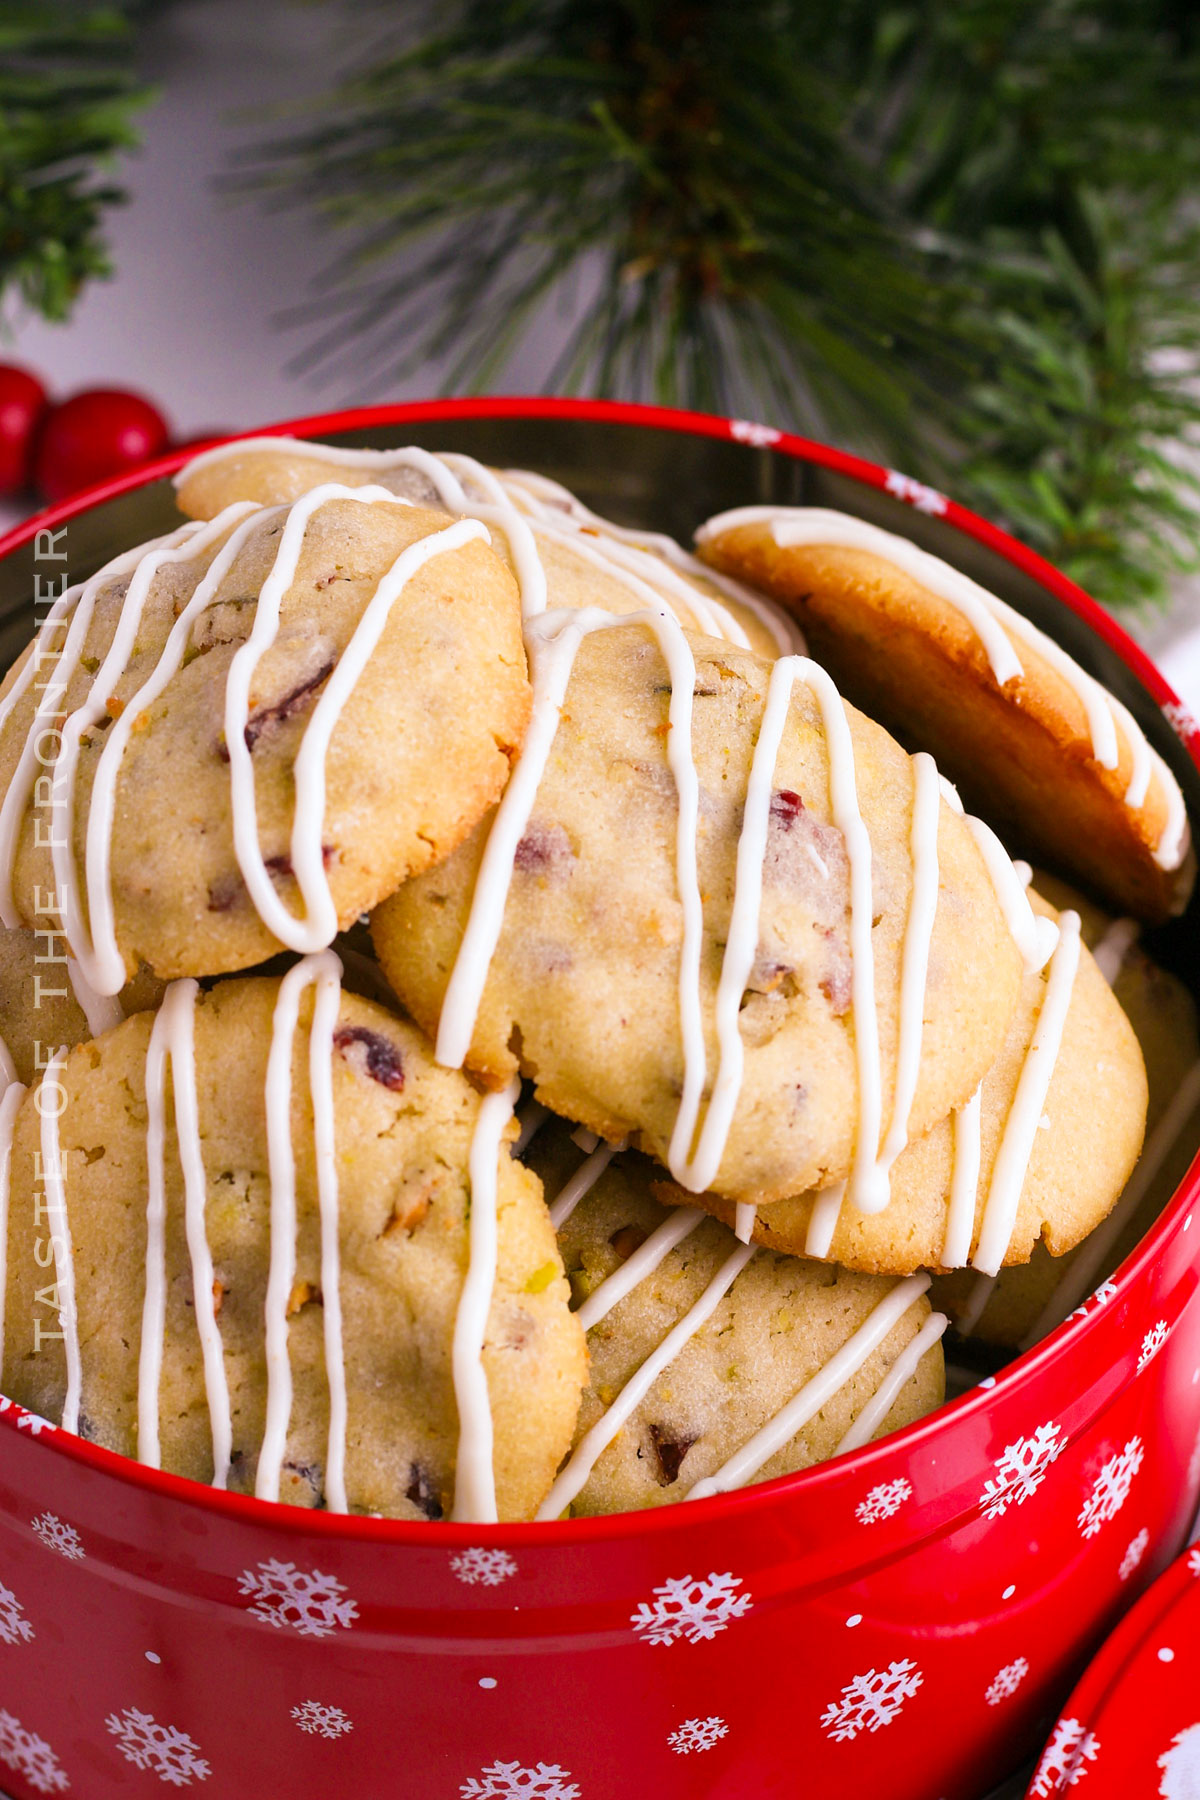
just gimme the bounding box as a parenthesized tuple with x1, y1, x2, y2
(236, 0, 1200, 611)
(0, 2, 155, 325)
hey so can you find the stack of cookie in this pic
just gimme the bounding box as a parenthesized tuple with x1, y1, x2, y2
(0, 434, 1186, 1523)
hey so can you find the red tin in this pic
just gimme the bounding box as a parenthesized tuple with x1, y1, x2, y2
(0, 399, 1196, 1800)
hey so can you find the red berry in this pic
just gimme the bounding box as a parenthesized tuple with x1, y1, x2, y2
(33, 388, 170, 503)
(0, 363, 49, 497)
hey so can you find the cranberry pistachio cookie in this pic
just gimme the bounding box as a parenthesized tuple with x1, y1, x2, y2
(173, 436, 797, 660)
(695, 506, 1192, 923)
(0, 967, 585, 1522)
(933, 881, 1197, 1346)
(526, 1124, 943, 1515)
(0, 492, 529, 988)
(374, 621, 1033, 1208)
(694, 893, 1147, 1276)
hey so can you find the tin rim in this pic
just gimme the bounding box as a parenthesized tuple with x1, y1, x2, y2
(1, 393, 1197, 1550)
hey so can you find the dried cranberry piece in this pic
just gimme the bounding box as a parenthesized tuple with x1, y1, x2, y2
(769, 789, 804, 830)
(334, 1025, 405, 1091)
(406, 1464, 443, 1520)
(648, 1423, 697, 1487)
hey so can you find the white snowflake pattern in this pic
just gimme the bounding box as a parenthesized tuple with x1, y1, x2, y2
(1031, 1717, 1100, 1793)
(855, 1477, 913, 1524)
(237, 1559, 358, 1639)
(729, 419, 782, 448)
(1190, 1546, 1200, 1578)
(30, 1512, 84, 1562)
(0, 1577, 34, 1646)
(629, 1571, 752, 1646)
(985, 1657, 1030, 1706)
(1078, 1437, 1144, 1539)
(450, 1548, 518, 1588)
(291, 1700, 352, 1741)
(459, 1761, 580, 1799)
(980, 1421, 1067, 1519)
(1138, 1321, 1169, 1372)
(0, 1709, 69, 1794)
(820, 1659, 923, 1741)
(1073, 1279, 1120, 1320)
(16, 1411, 54, 1437)
(1163, 700, 1200, 742)
(106, 1709, 210, 1787)
(884, 469, 949, 514)
(1119, 1527, 1150, 1581)
(1159, 1723, 1200, 1798)
(667, 1717, 728, 1755)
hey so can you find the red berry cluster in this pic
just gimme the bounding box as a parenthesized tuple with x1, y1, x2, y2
(0, 362, 224, 506)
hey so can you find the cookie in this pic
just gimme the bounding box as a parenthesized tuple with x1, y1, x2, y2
(0, 923, 163, 1086)
(695, 893, 1148, 1276)
(527, 1125, 942, 1515)
(0, 966, 585, 1522)
(933, 881, 1197, 1346)
(173, 436, 798, 659)
(374, 621, 1028, 1206)
(0, 492, 529, 988)
(695, 506, 1192, 923)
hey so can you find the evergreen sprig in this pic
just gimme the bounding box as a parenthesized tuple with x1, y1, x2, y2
(238, 0, 1200, 611)
(0, 2, 154, 326)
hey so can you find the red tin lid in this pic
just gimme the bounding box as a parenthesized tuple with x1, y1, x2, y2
(1026, 1537, 1200, 1795)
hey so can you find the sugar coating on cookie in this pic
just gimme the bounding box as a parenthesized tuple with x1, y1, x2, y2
(530, 1132, 943, 1515)
(374, 622, 1026, 1206)
(0, 494, 529, 987)
(695, 506, 1192, 923)
(698, 894, 1147, 1277)
(0, 972, 585, 1522)
(173, 436, 798, 659)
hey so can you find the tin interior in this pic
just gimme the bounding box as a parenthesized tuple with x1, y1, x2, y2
(2, 407, 1198, 1434)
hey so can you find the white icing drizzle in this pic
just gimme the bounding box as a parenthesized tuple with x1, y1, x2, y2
(734, 1202, 757, 1243)
(941, 1086, 984, 1269)
(139, 979, 235, 1483)
(226, 488, 489, 955)
(435, 609, 708, 1186)
(498, 466, 802, 653)
(257, 950, 346, 1502)
(39, 1045, 81, 1432)
(575, 1205, 705, 1332)
(0, 1078, 28, 1383)
(696, 504, 1189, 871)
(81, 503, 264, 992)
(308, 957, 347, 1513)
(1092, 916, 1140, 986)
(971, 911, 1083, 1276)
(65, 959, 123, 1037)
(833, 1309, 949, 1455)
(879, 751, 942, 1172)
(451, 1075, 521, 1524)
(804, 1180, 846, 1259)
(686, 1273, 931, 1500)
(0, 1031, 15, 1091)
(50, 508, 259, 989)
(0, 522, 205, 927)
(547, 1139, 622, 1230)
(1019, 1057, 1200, 1349)
(939, 777, 1058, 975)
(534, 1238, 756, 1520)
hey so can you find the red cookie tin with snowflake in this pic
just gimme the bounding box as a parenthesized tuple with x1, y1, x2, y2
(1025, 1540, 1200, 1796)
(0, 398, 1198, 1800)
